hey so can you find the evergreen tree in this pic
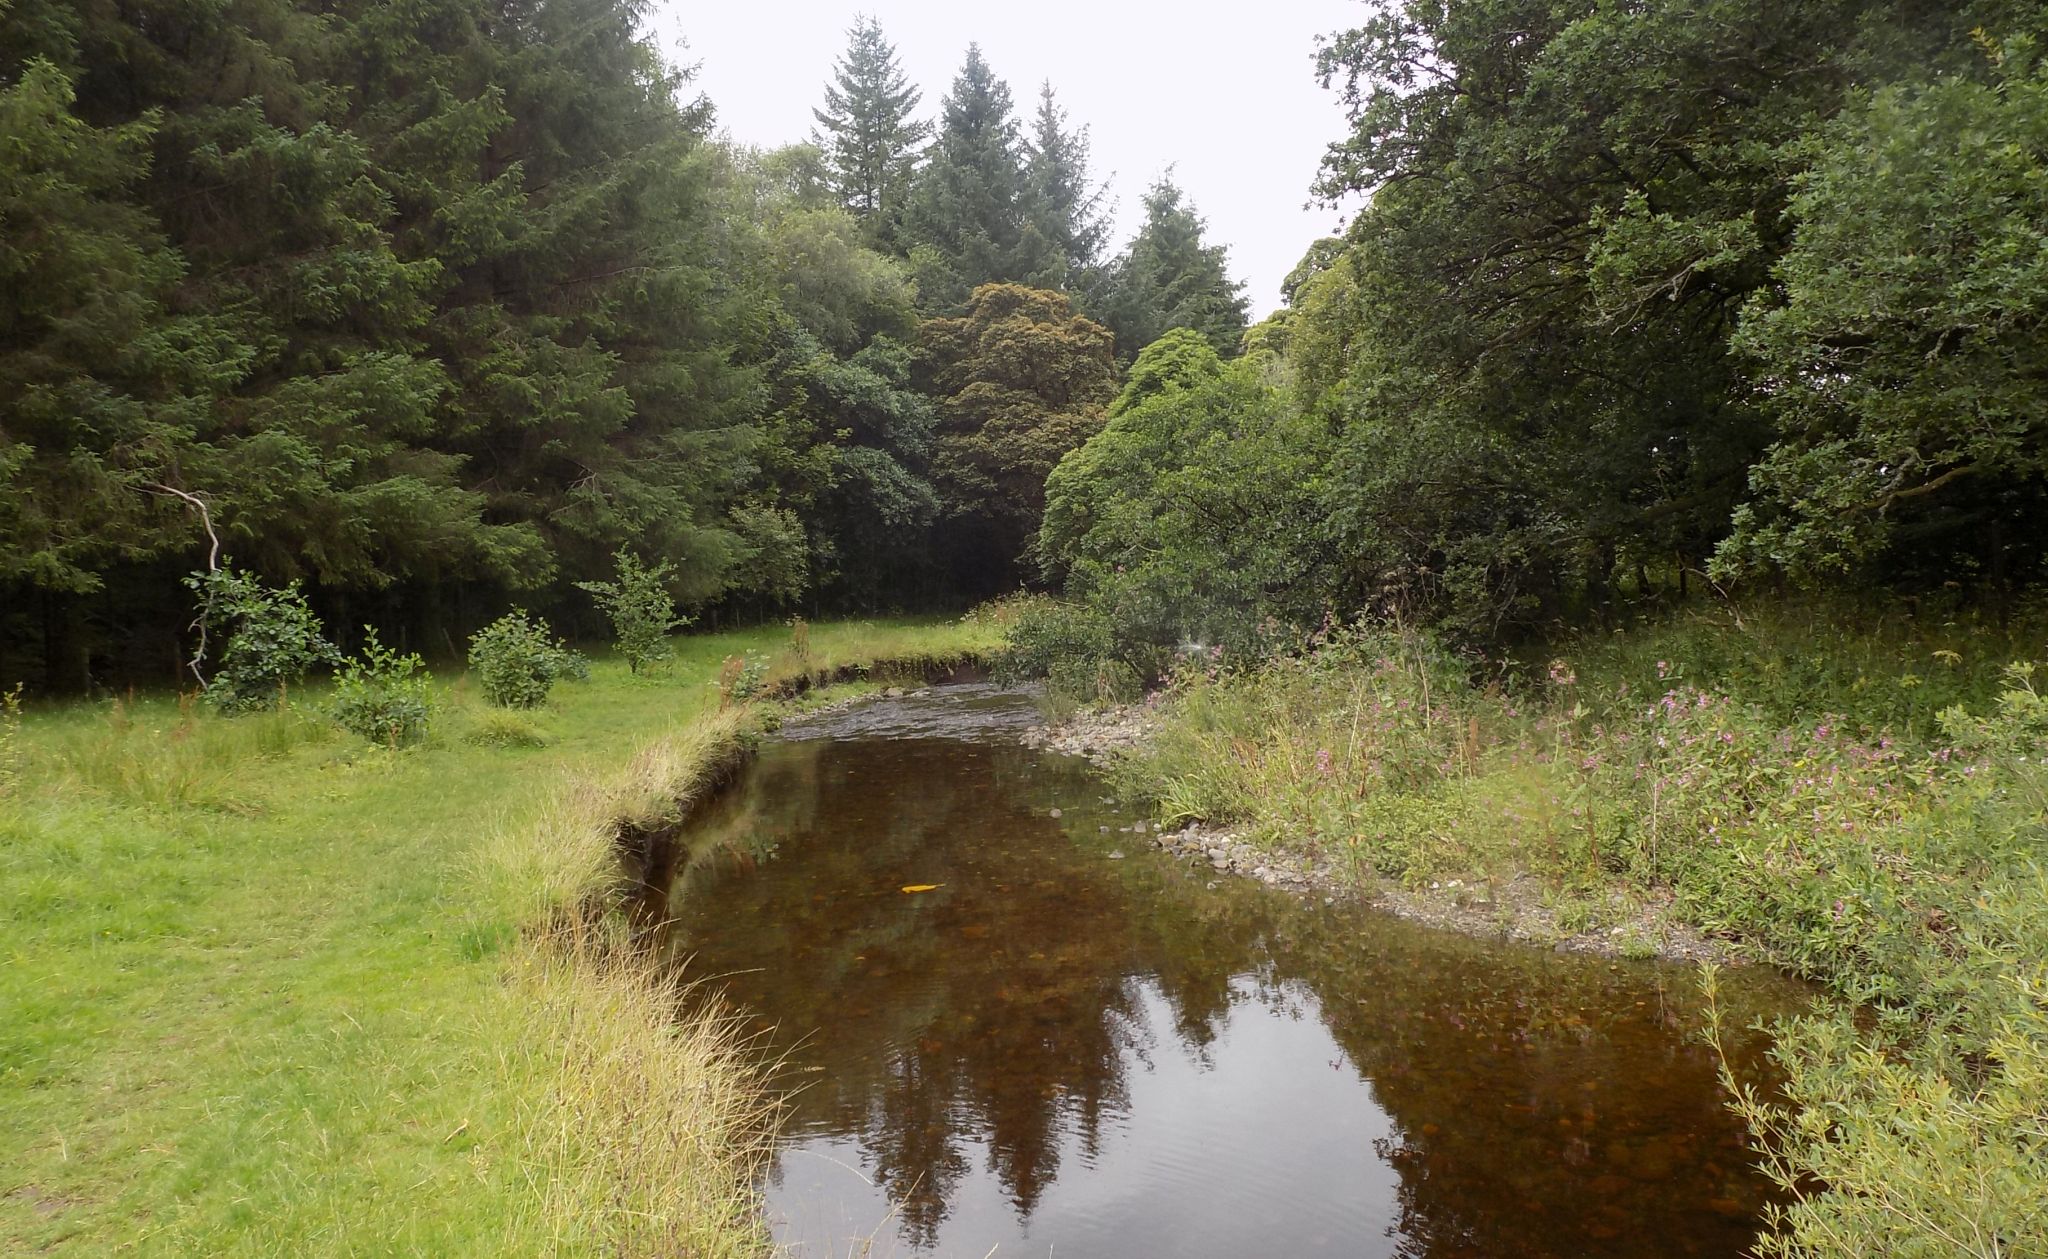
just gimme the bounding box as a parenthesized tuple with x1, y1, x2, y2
(903, 45, 1055, 309)
(1102, 175, 1248, 358)
(0, 56, 236, 687)
(810, 15, 928, 241)
(1023, 83, 1110, 297)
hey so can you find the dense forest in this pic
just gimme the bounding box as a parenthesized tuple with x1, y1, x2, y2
(1031, 0, 2048, 679)
(10, 1, 2047, 694)
(0, 4, 1245, 689)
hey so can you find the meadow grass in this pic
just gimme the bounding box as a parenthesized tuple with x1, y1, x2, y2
(0, 617, 997, 1255)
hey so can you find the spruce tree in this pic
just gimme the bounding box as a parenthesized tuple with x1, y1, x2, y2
(810, 16, 929, 239)
(903, 45, 1055, 309)
(1102, 175, 1249, 358)
(1023, 83, 1110, 297)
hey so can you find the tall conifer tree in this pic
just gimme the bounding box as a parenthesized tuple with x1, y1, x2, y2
(810, 16, 928, 239)
(1023, 82, 1110, 299)
(1103, 175, 1248, 358)
(903, 45, 1054, 309)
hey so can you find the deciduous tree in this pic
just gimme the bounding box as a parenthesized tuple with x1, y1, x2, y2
(917, 284, 1116, 590)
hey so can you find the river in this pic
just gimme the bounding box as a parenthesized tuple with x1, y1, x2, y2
(660, 682, 1803, 1257)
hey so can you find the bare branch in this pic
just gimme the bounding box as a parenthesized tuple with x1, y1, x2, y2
(140, 483, 222, 689)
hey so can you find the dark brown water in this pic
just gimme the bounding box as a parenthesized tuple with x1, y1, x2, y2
(663, 684, 1804, 1258)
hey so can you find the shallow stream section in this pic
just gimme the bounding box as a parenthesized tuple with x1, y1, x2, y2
(661, 683, 1807, 1258)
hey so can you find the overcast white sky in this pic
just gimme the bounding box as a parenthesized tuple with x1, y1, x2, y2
(646, 1, 1367, 318)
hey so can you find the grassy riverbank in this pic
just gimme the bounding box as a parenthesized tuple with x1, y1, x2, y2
(1094, 600, 2048, 1255)
(0, 617, 996, 1255)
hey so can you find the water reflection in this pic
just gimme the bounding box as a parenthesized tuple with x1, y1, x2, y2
(662, 687, 1803, 1257)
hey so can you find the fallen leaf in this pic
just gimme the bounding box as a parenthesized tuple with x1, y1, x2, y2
(900, 884, 941, 894)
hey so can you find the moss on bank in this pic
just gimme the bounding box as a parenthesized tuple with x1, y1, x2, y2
(0, 618, 997, 1255)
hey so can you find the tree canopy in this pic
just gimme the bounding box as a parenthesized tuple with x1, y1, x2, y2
(918, 283, 1117, 593)
(6, 0, 2048, 689)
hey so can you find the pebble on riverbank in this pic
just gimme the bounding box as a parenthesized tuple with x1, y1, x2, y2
(1019, 704, 1157, 764)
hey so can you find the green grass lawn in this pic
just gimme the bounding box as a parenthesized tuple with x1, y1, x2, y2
(0, 618, 996, 1255)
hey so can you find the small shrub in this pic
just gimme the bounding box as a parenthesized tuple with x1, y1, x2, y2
(331, 629, 433, 747)
(469, 610, 576, 709)
(575, 550, 687, 675)
(548, 644, 592, 683)
(732, 655, 768, 702)
(188, 567, 341, 713)
(1939, 661, 2048, 758)
(464, 710, 551, 749)
(993, 598, 1162, 702)
(789, 616, 811, 662)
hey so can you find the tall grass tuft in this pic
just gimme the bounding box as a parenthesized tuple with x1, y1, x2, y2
(0, 683, 22, 798)
(493, 943, 776, 1257)
(33, 695, 333, 812)
(469, 708, 751, 934)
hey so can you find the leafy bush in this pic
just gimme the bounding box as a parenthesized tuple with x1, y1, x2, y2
(715, 654, 769, 709)
(468, 610, 578, 708)
(575, 549, 687, 675)
(1037, 334, 1333, 657)
(1707, 869, 2048, 1259)
(330, 629, 433, 747)
(992, 598, 1164, 703)
(1940, 662, 2048, 758)
(187, 567, 340, 713)
(548, 644, 592, 683)
(1047, 655, 1145, 705)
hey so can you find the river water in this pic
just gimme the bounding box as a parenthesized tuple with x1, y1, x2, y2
(661, 683, 1804, 1258)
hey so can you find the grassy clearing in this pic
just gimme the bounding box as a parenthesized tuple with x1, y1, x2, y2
(1107, 600, 2048, 1257)
(0, 617, 996, 1255)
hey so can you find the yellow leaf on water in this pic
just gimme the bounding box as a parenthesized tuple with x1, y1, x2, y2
(900, 884, 941, 894)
